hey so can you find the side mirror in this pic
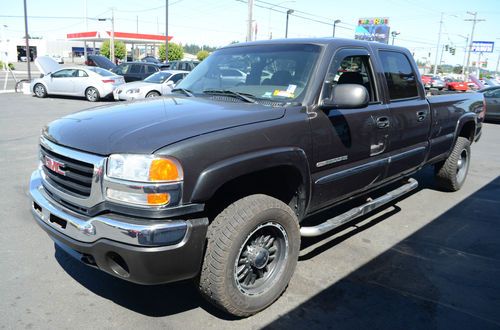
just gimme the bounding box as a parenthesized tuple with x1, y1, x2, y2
(166, 80, 175, 87)
(320, 84, 369, 110)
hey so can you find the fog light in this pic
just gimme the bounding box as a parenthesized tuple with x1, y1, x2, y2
(106, 188, 170, 206)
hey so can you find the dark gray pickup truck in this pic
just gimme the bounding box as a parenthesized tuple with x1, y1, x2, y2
(30, 38, 485, 317)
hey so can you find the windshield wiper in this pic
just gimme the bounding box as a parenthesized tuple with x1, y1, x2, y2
(171, 88, 193, 97)
(202, 89, 256, 103)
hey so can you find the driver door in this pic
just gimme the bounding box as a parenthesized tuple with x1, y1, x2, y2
(309, 48, 391, 211)
(50, 69, 77, 94)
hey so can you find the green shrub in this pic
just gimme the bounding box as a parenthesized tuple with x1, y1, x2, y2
(159, 43, 184, 61)
(196, 50, 210, 61)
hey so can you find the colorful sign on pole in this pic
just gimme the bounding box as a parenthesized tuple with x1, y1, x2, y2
(355, 17, 390, 44)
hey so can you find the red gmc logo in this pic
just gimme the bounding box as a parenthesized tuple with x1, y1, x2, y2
(44, 156, 66, 176)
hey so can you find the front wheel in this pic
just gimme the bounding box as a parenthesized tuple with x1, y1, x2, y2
(435, 136, 471, 191)
(198, 194, 300, 317)
(33, 83, 47, 98)
(146, 91, 160, 98)
(85, 87, 100, 102)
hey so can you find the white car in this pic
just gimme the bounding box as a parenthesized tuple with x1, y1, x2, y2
(49, 55, 64, 64)
(113, 70, 188, 101)
(31, 56, 125, 102)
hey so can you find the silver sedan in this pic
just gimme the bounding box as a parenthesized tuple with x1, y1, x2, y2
(113, 70, 188, 101)
(32, 62, 125, 102)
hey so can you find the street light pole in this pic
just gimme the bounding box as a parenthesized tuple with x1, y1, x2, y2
(165, 0, 169, 62)
(333, 19, 340, 38)
(285, 9, 293, 38)
(246, 0, 254, 42)
(391, 31, 400, 45)
(457, 34, 469, 80)
(110, 8, 115, 64)
(433, 12, 443, 75)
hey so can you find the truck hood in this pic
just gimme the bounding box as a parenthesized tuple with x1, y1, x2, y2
(43, 96, 285, 155)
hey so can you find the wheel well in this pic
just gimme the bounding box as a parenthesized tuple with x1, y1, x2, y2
(459, 121, 475, 142)
(204, 166, 305, 221)
(147, 90, 161, 95)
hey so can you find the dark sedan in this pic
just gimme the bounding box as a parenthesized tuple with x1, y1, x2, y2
(479, 86, 500, 121)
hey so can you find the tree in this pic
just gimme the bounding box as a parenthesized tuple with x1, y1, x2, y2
(196, 50, 210, 61)
(159, 43, 184, 61)
(452, 65, 463, 74)
(100, 40, 126, 60)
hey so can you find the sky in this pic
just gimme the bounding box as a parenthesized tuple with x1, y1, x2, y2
(1, 0, 500, 70)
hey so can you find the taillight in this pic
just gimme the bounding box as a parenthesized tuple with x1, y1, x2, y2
(102, 79, 114, 83)
(479, 99, 487, 120)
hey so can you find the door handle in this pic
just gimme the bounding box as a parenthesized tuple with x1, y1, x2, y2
(375, 116, 390, 129)
(417, 111, 427, 122)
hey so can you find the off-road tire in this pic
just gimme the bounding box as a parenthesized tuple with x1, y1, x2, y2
(435, 136, 471, 191)
(198, 194, 300, 317)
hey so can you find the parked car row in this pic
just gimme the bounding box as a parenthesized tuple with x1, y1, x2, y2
(31, 56, 188, 102)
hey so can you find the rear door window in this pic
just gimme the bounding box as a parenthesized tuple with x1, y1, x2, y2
(129, 64, 142, 74)
(146, 65, 157, 74)
(379, 51, 419, 100)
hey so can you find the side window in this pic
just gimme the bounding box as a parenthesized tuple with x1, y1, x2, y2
(52, 69, 76, 78)
(379, 51, 419, 100)
(78, 70, 88, 77)
(129, 64, 142, 74)
(170, 74, 184, 84)
(493, 90, 500, 98)
(146, 65, 157, 74)
(324, 53, 377, 102)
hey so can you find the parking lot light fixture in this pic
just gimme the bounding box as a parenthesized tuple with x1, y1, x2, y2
(391, 31, 400, 45)
(285, 9, 294, 38)
(333, 19, 341, 37)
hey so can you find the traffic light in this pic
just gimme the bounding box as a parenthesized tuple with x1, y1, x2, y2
(450, 47, 455, 55)
(445, 45, 449, 51)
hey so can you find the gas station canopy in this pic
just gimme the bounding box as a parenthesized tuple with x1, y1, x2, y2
(67, 31, 172, 44)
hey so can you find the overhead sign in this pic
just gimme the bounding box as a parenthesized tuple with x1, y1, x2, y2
(470, 41, 494, 53)
(355, 17, 390, 44)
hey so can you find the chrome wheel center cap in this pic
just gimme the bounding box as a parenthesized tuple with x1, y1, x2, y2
(247, 246, 270, 269)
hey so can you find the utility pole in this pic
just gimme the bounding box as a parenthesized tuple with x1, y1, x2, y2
(110, 8, 115, 63)
(23, 0, 31, 80)
(165, 0, 169, 62)
(433, 12, 443, 75)
(246, 0, 254, 42)
(84, 0, 88, 61)
(464, 11, 485, 78)
(285, 9, 293, 38)
(458, 34, 469, 80)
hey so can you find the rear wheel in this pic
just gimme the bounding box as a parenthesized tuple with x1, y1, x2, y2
(146, 91, 160, 98)
(34, 83, 47, 98)
(198, 194, 300, 317)
(85, 87, 100, 102)
(435, 136, 471, 191)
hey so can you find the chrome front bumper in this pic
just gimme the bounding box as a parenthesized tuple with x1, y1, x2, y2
(30, 170, 189, 247)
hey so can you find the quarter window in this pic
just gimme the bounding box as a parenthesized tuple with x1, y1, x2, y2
(379, 51, 419, 100)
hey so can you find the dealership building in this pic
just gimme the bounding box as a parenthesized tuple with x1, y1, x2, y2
(0, 30, 171, 63)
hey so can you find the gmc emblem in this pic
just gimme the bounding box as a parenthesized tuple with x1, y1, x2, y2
(44, 156, 66, 176)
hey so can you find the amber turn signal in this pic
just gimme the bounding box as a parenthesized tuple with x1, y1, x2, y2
(149, 159, 181, 181)
(147, 193, 170, 205)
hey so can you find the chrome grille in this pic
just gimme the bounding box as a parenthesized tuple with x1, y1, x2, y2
(40, 145, 94, 197)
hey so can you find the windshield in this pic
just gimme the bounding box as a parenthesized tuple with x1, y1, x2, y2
(87, 67, 115, 76)
(144, 71, 172, 84)
(175, 43, 322, 102)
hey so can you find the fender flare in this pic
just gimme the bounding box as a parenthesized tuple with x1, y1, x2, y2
(190, 147, 311, 216)
(453, 113, 477, 145)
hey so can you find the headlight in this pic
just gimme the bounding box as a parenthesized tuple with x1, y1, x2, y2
(126, 88, 140, 94)
(107, 154, 183, 182)
(105, 154, 183, 207)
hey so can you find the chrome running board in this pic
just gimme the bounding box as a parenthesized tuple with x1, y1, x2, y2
(300, 178, 418, 237)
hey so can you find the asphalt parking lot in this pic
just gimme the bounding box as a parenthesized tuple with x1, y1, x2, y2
(1, 93, 500, 329)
